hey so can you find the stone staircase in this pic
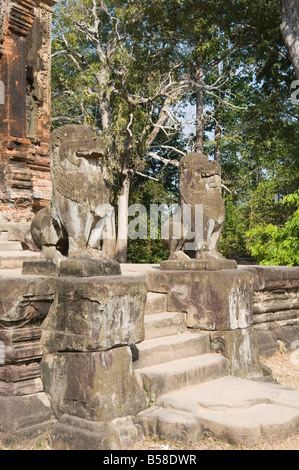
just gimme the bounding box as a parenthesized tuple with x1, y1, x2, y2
(134, 290, 299, 447)
(0, 223, 40, 270)
(135, 292, 229, 403)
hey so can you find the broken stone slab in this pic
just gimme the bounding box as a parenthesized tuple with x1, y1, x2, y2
(41, 347, 148, 423)
(138, 376, 299, 446)
(109, 415, 145, 450)
(0, 328, 45, 397)
(254, 329, 281, 357)
(146, 269, 254, 331)
(0, 278, 55, 399)
(0, 276, 56, 328)
(0, 328, 42, 344)
(270, 324, 299, 348)
(0, 392, 56, 447)
(0, 328, 43, 384)
(43, 276, 147, 353)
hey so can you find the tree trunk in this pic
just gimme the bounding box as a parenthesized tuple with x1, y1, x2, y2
(280, 0, 299, 79)
(214, 117, 222, 162)
(99, 97, 111, 130)
(195, 62, 204, 153)
(214, 56, 224, 162)
(97, 69, 112, 130)
(115, 172, 130, 263)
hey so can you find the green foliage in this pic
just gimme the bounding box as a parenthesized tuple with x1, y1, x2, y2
(246, 191, 299, 266)
(218, 195, 250, 258)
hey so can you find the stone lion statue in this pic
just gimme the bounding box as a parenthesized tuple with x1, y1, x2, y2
(162, 152, 226, 262)
(31, 124, 116, 263)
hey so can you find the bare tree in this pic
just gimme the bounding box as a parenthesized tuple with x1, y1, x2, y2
(52, 0, 189, 262)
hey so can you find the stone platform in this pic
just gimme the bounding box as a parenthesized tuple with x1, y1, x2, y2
(0, 263, 298, 449)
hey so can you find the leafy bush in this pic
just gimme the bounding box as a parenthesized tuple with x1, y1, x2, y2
(246, 191, 299, 266)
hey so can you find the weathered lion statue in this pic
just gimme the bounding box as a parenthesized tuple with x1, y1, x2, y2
(162, 152, 226, 262)
(31, 124, 116, 263)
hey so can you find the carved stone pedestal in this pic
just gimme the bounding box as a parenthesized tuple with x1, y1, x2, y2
(41, 274, 148, 450)
(0, 272, 148, 449)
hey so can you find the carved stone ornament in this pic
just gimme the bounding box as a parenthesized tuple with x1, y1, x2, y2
(7, 0, 35, 36)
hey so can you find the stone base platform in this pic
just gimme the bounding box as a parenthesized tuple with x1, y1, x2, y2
(22, 257, 121, 277)
(160, 257, 237, 271)
(0, 269, 148, 449)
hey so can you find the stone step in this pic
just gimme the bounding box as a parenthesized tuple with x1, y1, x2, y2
(0, 241, 23, 251)
(144, 312, 186, 340)
(135, 353, 229, 401)
(137, 376, 299, 446)
(0, 251, 41, 269)
(134, 332, 210, 369)
(145, 292, 167, 315)
(0, 232, 9, 241)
